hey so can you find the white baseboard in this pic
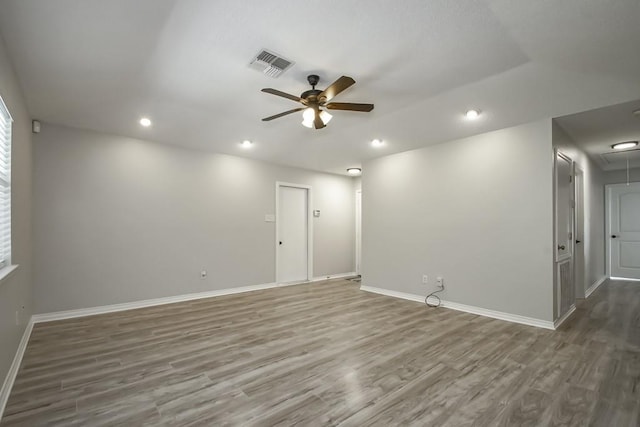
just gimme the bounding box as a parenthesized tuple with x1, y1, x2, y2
(311, 272, 357, 282)
(585, 276, 607, 298)
(609, 276, 640, 282)
(554, 304, 576, 329)
(32, 272, 358, 324)
(360, 285, 555, 330)
(439, 300, 555, 330)
(0, 318, 34, 421)
(360, 285, 425, 304)
(33, 282, 283, 323)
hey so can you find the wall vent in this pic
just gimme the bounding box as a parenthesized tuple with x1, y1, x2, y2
(249, 49, 294, 78)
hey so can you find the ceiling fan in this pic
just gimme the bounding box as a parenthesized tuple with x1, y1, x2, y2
(261, 74, 374, 129)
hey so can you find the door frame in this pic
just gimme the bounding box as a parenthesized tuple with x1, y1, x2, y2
(553, 149, 575, 320)
(574, 167, 585, 298)
(355, 189, 362, 275)
(275, 181, 313, 284)
(605, 181, 640, 280)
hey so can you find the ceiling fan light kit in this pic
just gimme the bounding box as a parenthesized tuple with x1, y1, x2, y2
(261, 74, 374, 129)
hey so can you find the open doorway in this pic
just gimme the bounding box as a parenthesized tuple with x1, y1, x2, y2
(574, 168, 586, 298)
(355, 189, 362, 276)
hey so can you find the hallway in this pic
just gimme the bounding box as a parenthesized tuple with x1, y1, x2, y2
(557, 279, 640, 425)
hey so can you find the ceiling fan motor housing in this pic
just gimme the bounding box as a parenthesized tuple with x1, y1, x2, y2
(301, 89, 323, 102)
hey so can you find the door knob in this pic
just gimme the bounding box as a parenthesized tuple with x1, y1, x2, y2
(611, 235, 618, 239)
(558, 245, 566, 250)
(576, 240, 581, 244)
(279, 241, 283, 245)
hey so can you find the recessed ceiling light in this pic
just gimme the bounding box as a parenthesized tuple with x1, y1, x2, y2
(139, 117, 152, 127)
(240, 140, 253, 148)
(465, 109, 480, 120)
(347, 168, 362, 175)
(371, 139, 384, 147)
(611, 141, 638, 150)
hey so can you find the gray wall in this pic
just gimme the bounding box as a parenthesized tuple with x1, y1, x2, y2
(603, 167, 640, 185)
(0, 36, 33, 386)
(552, 122, 606, 294)
(362, 120, 554, 321)
(33, 124, 355, 313)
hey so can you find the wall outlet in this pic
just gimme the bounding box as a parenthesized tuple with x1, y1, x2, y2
(422, 274, 428, 284)
(201, 269, 207, 279)
(436, 276, 444, 289)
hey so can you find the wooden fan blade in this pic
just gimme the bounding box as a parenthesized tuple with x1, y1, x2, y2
(325, 102, 374, 112)
(261, 88, 305, 103)
(318, 76, 355, 102)
(262, 107, 305, 121)
(313, 108, 325, 129)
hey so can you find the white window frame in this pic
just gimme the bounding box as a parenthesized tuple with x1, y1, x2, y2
(0, 95, 14, 280)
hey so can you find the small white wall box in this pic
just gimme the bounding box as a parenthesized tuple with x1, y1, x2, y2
(313, 210, 320, 217)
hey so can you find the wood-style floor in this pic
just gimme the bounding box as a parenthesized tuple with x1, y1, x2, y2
(2, 278, 639, 426)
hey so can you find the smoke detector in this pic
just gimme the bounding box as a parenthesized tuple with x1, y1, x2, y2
(249, 49, 294, 78)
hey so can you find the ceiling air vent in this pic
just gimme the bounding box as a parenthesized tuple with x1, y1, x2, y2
(249, 49, 294, 78)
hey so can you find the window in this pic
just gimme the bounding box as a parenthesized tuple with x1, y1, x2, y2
(0, 96, 11, 270)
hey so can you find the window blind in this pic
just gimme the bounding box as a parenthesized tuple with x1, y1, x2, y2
(0, 96, 12, 270)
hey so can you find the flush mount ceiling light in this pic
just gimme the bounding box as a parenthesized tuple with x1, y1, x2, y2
(347, 167, 362, 175)
(612, 141, 638, 150)
(465, 109, 480, 120)
(633, 109, 640, 118)
(139, 117, 152, 127)
(240, 140, 253, 148)
(371, 139, 384, 147)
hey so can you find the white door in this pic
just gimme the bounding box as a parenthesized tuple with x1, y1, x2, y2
(608, 182, 640, 280)
(277, 184, 310, 283)
(555, 151, 575, 319)
(355, 190, 362, 275)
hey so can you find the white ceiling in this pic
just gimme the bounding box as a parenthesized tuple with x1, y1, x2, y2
(555, 99, 640, 171)
(1, 0, 640, 175)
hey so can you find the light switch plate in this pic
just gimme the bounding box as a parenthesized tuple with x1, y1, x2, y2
(264, 214, 275, 222)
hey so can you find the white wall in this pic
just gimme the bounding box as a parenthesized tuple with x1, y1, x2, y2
(33, 124, 355, 313)
(0, 35, 33, 387)
(552, 122, 606, 294)
(362, 120, 554, 321)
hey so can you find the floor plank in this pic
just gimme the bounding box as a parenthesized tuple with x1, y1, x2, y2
(2, 278, 639, 426)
